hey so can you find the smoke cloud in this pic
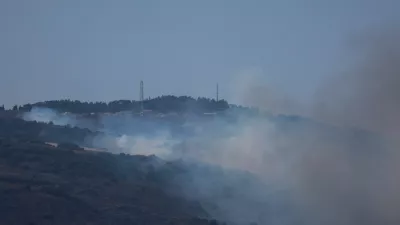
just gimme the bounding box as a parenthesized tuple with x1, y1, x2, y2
(221, 28, 400, 225)
(22, 107, 78, 126)
(21, 28, 400, 225)
(300, 28, 400, 225)
(315, 28, 400, 135)
(229, 69, 301, 116)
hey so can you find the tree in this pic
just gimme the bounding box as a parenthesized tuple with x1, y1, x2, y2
(17, 95, 230, 114)
(12, 105, 18, 111)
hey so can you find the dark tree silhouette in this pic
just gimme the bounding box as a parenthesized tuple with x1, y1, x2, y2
(18, 96, 229, 114)
(0, 117, 96, 145)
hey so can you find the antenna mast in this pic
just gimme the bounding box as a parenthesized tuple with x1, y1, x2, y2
(140, 80, 144, 112)
(216, 83, 219, 101)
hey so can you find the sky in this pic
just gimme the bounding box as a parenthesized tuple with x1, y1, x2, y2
(0, 0, 399, 108)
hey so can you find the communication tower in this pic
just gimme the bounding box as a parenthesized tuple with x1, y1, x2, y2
(216, 83, 219, 101)
(140, 80, 144, 112)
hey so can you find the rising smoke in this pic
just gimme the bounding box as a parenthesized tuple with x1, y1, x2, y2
(21, 28, 400, 225)
(297, 28, 400, 225)
(226, 28, 400, 225)
(22, 107, 78, 126)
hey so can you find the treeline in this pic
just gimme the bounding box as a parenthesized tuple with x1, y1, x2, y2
(9, 95, 229, 114)
(0, 117, 96, 145)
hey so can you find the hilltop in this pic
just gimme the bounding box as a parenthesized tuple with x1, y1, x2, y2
(6, 96, 229, 114)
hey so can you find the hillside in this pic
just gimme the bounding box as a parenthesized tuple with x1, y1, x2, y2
(10, 96, 229, 114)
(0, 137, 225, 225)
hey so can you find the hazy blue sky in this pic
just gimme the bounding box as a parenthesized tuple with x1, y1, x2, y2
(0, 0, 399, 107)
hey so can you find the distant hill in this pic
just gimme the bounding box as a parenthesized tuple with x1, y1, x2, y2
(0, 117, 96, 145)
(12, 96, 229, 114)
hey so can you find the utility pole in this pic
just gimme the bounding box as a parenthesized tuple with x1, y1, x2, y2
(140, 80, 144, 113)
(216, 83, 219, 101)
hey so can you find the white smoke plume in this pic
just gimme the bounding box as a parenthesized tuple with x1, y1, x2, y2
(229, 69, 301, 116)
(162, 28, 400, 225)
(20, 28, 400, 225)
(22, 107, 77, 126)
(210, 28, 400, 225)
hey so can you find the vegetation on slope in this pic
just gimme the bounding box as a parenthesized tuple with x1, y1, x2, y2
(9, 96, 229, 114)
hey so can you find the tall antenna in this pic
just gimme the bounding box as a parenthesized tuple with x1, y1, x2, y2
(140, 80, 144, 112)
(216, 83, 219, 101)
